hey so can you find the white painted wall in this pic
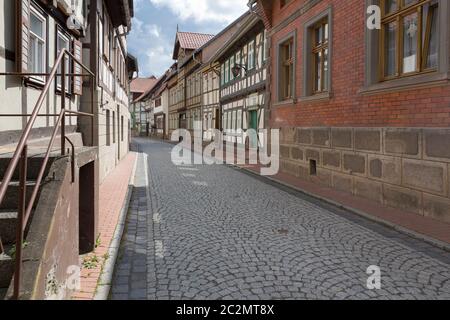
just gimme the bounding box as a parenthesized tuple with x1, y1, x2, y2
(0, 0, 81, 134)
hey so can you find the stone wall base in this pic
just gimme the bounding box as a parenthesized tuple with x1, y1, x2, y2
(279, 127, 450, 224)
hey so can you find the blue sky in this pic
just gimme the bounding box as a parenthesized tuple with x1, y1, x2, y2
(129, 0, 249, 77)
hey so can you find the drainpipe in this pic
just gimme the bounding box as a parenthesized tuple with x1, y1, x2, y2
(247, 0, 263, 20)
(193, 50, 201, 65)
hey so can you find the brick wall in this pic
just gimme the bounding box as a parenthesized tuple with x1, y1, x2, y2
(267, 0, 450, 128)
(266, 0, 450, 222)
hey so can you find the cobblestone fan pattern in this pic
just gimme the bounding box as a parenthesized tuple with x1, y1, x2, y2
(111, 138, 450, 300)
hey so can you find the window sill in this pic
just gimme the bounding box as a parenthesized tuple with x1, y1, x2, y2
(299, 92, 331, 102)
(272, 99, 295, 107)
(359, 72, 450, 96)
(25, 77, 46, 90)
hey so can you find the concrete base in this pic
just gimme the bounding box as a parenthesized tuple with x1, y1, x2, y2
(0, 211, 17, 245)
(0, 254, 14, 288)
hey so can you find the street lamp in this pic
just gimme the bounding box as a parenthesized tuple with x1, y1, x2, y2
(231, 64, 247, 78)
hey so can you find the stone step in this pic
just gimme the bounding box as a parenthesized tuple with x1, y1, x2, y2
(0, 181, 40, 210)
(0, 131, 83, 181)
(0, 156, 55, 181)
(0, 253, 14, 289)
(0, 211, 18, 245)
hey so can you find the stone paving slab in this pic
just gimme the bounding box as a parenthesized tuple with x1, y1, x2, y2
(111, 139, 450, 300)
(238, 163, 450, 247)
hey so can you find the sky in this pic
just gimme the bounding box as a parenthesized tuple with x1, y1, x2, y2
(129, 0, 249, 78)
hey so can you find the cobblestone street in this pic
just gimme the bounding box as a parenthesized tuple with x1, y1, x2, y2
(110, 138, 450, 300)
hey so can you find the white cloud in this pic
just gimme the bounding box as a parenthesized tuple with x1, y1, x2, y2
(129, 1, 249, 76)
(129, 17, 173, 76)
(149, 0, 248, 24)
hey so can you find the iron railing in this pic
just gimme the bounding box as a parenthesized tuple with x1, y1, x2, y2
(0, 48, 95, 299)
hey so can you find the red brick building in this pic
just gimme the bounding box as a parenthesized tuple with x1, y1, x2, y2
(250, 0, 450, 224)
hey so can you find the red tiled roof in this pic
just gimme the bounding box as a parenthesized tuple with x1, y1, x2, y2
(177, 32, 215, 50)
(133, 73, 167, 103)
(130, 76, 158, 94)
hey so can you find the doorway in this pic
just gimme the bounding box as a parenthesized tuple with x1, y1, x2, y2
(249, 110, 258, 149)
(79, 161, 96, 254)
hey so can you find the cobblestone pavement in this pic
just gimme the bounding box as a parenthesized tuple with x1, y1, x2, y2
(111, 138, 450, 300)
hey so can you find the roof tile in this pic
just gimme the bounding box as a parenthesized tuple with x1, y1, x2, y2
(177, 32, 215, 50)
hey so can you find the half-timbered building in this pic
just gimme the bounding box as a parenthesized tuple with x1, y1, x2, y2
(196, 11, 252, 142)
(212, 15, 268, 149)
(169, 32, 214, 138)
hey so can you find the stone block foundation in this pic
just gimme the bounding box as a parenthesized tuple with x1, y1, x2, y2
(279, 127, 450, 224)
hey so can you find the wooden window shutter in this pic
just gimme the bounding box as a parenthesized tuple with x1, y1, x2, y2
(73, 39, 83, 95)
(16, 0, 31, 73)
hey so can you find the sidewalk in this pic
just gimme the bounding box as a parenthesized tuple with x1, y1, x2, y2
(72, 152, 137, 300)
(236, 163, 450, 249)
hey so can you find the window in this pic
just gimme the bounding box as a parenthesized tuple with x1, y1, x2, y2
(220, 64, 225, 85)
(232, 110, 237, 131)
(223, 112, 228, 130)
(303, 10, 331, 98)
(248, 40, 255, 70)
(225, 59, 230, 83)
(235, 51, 241, 78)
(381, 0, 439, 79)
(279, 38, 294, 101)
(242, 44, 248, 77)
(29, 7, 46, 82)
(106, 110, 111, 146)
(237, 110, 242, 131)
(263, 30, 268, 62)
(109, 27, 114, 64)
(230, 55, 235, 81)
(98, 18, 103, 58)
(57, 30, 71, 92)
(113, 111, 116, 144)
(312, 18, 329, 93)
(121, 116, 124, 142)
(257, 33, 264, 67)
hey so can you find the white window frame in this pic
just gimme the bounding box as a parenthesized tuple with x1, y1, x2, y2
(29, 6, 46, 83)
(248, 40, 255, 70)
(230, 55, 235, 81)
(263, 30, 268, 62)
(225, 59, 230, 84)
(56, 30, 71, 92)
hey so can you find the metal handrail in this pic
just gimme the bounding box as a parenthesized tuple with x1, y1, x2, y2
(0, 48, 95, 299)
(0, 111, 95, 118)
(23, 109, 64, 226)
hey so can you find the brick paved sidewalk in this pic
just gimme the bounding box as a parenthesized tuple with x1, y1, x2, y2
(72, 152, 137, 300)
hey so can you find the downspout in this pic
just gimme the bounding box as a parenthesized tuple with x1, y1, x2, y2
(247, 0, 263, 20)
(193, 50, 201, 65)
(192, 50, 203, 136)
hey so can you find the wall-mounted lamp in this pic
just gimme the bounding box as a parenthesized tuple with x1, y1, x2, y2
(231, 64, 247, 78)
